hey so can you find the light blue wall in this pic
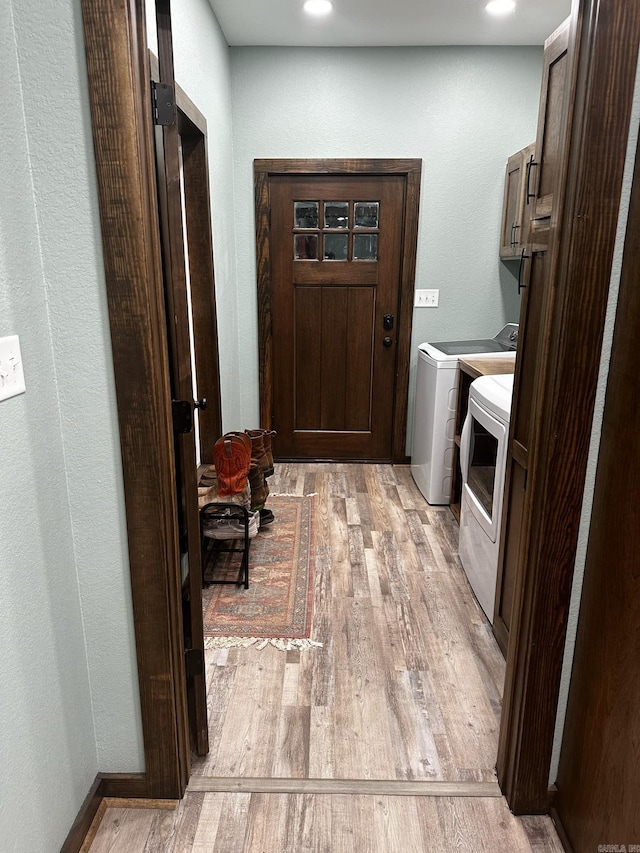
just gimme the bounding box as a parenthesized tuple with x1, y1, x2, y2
(228, 46, 543, 448)
(1, 0, 143, 848)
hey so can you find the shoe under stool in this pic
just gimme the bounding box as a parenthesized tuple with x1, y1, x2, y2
(200, 502, 252, 589)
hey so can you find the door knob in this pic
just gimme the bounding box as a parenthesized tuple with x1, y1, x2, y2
(383, 336, 393, 348)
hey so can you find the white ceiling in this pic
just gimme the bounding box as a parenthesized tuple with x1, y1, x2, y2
(208, 0, 572, 47)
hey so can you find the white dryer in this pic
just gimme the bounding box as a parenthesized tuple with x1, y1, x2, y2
(411, 324, 517, 505)
(458, 373, 514, 623)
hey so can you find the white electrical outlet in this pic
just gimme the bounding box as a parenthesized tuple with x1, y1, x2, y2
(0, 335, 26, 402)
(414, 289, 439, 308)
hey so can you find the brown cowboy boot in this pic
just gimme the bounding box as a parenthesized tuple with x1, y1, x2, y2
(262, 429, 276, 477)
(245, 428, 276, 478)
(248, 461, 269, 511)
(213, 434, 250, 497)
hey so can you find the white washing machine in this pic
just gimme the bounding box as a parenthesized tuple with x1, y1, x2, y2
(411, 324, 517, 505)
(458, 373, 514, 623)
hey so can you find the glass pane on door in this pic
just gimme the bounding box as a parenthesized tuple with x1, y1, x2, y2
(353, 233, 378, 260)
(294, 201, 319, 229)
(294, 234, 319, 260)
(324, 233, 348, 260)
(324, 202, 349, 229)
(354, 201, 379, 228)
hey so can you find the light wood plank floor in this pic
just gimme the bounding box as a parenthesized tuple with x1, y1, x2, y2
(87, 464, 564, 852)
(87, 793, 564, 852)
(192, 463, 505, 782)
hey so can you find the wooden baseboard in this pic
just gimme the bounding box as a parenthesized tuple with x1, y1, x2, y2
(60, 775, 104, 853)
(60, 773, 149, 853)
(550, 806, 574, 853)
(98, 772, 148, 799)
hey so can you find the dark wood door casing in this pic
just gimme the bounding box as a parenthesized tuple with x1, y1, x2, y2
(80, 0, 189, 798)
(553, 127, 640, 853)
(255, 159, 421, 465)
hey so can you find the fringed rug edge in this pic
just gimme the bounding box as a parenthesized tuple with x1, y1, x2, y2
(204, 636, 323, 651)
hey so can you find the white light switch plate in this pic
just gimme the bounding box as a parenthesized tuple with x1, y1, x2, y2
(0, 335, 26, 402)
(414, 289, 439, 307)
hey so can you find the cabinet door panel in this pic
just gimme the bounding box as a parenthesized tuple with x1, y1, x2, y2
(500, 151, 524, 259)
(511, 250, 550, 450)
(531, 20, 570, 225)
(493, 19, 570, 656)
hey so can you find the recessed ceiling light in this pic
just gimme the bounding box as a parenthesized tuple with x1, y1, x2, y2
(485, 0, 516, 15)
(304, 0, 333, 16)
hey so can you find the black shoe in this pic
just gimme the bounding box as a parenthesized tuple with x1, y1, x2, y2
(259, 508, 274, 526)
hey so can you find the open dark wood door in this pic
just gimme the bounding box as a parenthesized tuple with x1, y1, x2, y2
(154, 1, 209, 757)
(269, 173, 406, 460)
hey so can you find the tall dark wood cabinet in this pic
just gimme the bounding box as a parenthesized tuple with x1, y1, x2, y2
(493, 19, 571, 655)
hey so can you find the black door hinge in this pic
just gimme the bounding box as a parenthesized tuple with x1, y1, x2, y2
(172, 400, 193, 434)
(151, 80, 176, 126)
(184, 647, 204, 679)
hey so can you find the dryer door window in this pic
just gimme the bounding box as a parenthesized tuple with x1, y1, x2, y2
(467, 417, 498, 521)
(460, 396, 508, 543)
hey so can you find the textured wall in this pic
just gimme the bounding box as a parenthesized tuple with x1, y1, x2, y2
(1, 2, 96, 850)
(229, 46, 543, 448)
(0, 0, 143, 847)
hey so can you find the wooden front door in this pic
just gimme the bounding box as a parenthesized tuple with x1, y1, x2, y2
(269, 173, 408, 460)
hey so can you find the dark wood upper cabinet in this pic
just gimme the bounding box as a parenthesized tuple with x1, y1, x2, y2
(499, 143, 535, 260)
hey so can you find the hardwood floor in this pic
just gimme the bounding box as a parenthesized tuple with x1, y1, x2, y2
(192, 463, 504, 782)
(85, 463, 564, 851)
(87, 793, 563, 852)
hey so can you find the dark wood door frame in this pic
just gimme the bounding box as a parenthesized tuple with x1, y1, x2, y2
(80, 0, 638, 807)
(80, 0, 188, 798)
(254, 159, 422, 464)
(552, 124, 640, 853)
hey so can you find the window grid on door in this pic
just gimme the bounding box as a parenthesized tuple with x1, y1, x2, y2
(293, 200, 379, 261)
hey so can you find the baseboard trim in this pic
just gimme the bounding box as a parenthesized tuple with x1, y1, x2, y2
(60, 775, 104, 853)
(187, 776, 502, 798)
(60, 772, 149, 853)
(550, 806, 574, 853)
(98, 772, 148, 799)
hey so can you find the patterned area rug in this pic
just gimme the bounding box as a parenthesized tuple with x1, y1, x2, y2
(202, 494, 319, 649)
